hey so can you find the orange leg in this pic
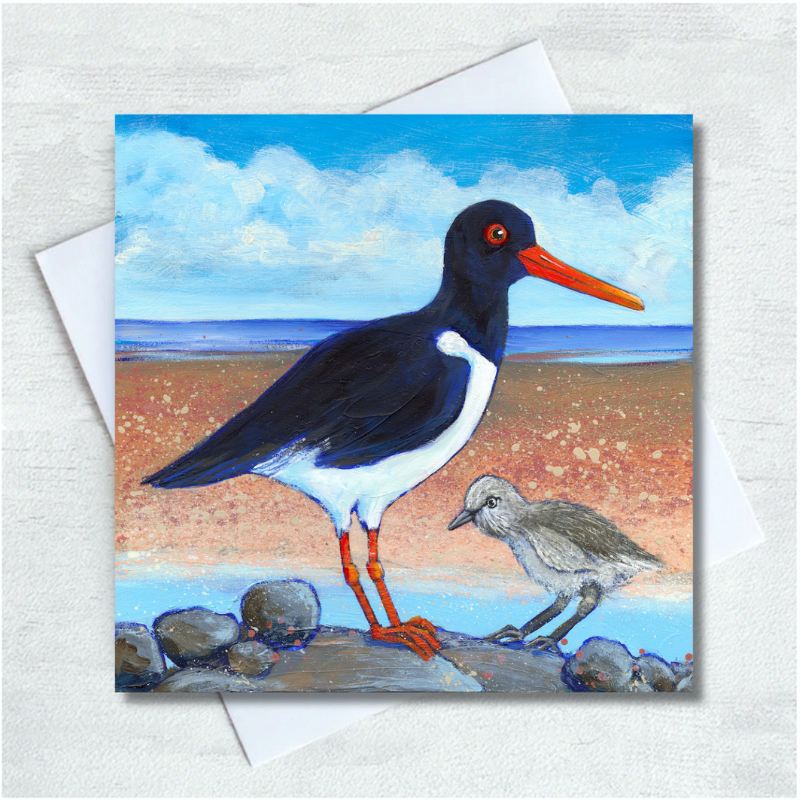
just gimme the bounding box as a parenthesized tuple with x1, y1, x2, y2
(338, 532, 380, 628)
(366, 529, 441, 646)
(338, 532, 440, 660)
(366, 529, 402, 626)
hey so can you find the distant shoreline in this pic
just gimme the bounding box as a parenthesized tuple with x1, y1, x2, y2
(116, 349, 694, 366)
(115, 320, 693, 365)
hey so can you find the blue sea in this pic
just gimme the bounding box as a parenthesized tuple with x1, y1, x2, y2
(116, 319, 692, 365)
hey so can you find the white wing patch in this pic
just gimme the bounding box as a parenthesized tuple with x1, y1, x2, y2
(254, 330, 497, 532)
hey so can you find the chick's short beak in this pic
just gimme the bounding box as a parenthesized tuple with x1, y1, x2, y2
(448, 509, 475, 530)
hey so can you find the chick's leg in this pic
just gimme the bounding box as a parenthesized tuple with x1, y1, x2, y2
(485, 593, 571, 642)
(528, 583, 602, 651)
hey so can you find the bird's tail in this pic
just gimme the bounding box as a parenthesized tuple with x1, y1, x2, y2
(635, 551, 664, 573)
(142, 448, 243, 489)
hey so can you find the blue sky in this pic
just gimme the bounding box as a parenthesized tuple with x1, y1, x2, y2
(115, 115, 693, 325)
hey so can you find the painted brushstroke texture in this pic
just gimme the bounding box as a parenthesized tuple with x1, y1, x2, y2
(115, 115, 693, 691)
(254, 331, 497, 531)
(115, 116, 692, 325)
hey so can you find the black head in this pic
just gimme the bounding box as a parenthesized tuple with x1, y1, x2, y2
(444, 200, 536, 289)
(442, 199, 645, 310)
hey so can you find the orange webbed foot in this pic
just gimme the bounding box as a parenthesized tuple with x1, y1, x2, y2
(405, 616, 439, 638)
(370, 621, 442, 661)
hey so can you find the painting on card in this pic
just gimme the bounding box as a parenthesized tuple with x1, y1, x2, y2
(115, 115, 693, 693)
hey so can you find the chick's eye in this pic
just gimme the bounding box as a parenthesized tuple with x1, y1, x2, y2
(486, 497, 499, 509)
(483, 223, 508, 246)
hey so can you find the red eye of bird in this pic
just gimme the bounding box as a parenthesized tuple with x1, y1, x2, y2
(483, 223, 508, 246)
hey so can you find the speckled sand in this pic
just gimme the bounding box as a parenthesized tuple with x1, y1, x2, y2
(116, 355, 692, 588)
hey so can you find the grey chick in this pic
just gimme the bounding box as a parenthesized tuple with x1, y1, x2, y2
(448, 475, 662, 651)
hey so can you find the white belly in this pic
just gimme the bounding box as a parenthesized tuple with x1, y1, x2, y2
(510, 539, 641, 596)
(253, 330, 497, 533)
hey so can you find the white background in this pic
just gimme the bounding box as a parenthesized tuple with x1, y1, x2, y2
(3, 4, 796, 797)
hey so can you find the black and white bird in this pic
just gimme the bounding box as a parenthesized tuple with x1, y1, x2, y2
(143, 200, 644, 660)
(448, 475, 662, 651)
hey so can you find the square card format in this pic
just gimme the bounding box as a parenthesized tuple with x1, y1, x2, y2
(113, 111, 694, 695)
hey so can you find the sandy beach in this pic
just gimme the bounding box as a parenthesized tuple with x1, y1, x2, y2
(116, 354, 693, 589)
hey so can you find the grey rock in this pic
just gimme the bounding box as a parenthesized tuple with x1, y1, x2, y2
(153, 607, 239, 667)
(154, 667, 270, 693)
(437, 631, 568, 692)
(228, 640, 275, 676)
(677, 673, 693, 692)
(635, 654, 676, 692)
(241, 579, 320, 648)
(258, 627, 481, 692)
(115, 622, 166, 691)
(671, 660, 694, 682)
(564, 637, 635, 692)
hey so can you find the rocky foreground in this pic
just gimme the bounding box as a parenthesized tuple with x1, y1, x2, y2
(116, 579, 693, 693)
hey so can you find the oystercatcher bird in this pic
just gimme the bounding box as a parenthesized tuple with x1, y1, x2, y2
(448, 475, 662, 651)
(143, 200, 644, 660)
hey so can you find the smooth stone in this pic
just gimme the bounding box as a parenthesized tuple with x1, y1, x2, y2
(153, 607, 239, 667)
(671, 661, 694, 682)
(437, 631, 568, 692)
(564, 637, 635, 692)
(241, 579, 321, 649)
(257, 627, 481, 692)
(677, 673, 693, 692)
(228, 640, 275, 676)
(154, 667, 269, 693)
(115, 622, 166, 691)
(635, 654, 677, 692)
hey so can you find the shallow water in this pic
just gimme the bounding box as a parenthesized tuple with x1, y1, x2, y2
(116, 567, 693, 663)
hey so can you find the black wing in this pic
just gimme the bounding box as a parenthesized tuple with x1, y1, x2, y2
(142, 315, 472, 488)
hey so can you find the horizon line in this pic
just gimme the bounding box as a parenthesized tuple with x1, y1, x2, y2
(116, 318, 693, 329)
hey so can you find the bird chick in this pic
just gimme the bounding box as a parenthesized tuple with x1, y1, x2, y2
(448, 475, 662, 651)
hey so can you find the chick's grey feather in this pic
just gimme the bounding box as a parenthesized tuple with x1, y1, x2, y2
(522, 500, 662, 573)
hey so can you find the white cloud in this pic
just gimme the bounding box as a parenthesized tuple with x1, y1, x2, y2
(224, 219, 295, 265)
(308, 227, 386, 261)
(115, 228, 151, 266)
(116, 131, 692, 324)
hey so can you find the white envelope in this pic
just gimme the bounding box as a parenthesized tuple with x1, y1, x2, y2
(36, 40, 763, 767)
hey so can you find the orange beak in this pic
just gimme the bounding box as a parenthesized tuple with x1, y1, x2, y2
(517, 244, 644, 311)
